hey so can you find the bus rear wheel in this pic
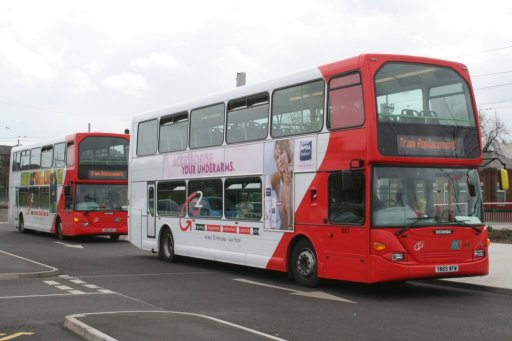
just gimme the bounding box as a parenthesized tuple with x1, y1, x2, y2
(110, 235, 120, 241)
(291, 239, 319, 287)
(159, 228, 175, 262)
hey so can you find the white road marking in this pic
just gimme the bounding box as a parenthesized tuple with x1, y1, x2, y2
(54, 241, 84, 249)
(234, 278, 356, 303)
(0, 250, 59, 278)
(69, 290, 86, 295)
(44, 280, 60, 286)
(65, 311, 288, 341)
(71, 279, 86, 284)
(43, 275, 118, 295)
(83, 284, 100, 289)
(98, 289, 115, 294)
(0, 292, 109, 300)
(291, 291, 356, 302)
(56, 285, 73, 291)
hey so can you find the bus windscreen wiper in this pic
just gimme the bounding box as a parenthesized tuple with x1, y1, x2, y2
(395, 216, 433, 236)
(446, 220, 482, 234)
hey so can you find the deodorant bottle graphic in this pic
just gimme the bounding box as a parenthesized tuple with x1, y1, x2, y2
(271, 196, 278, 229)
(264, 176, 272, 229)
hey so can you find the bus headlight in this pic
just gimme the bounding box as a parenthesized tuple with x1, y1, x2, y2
(474, 249, 485, 257)
(392, 253, 405, 262)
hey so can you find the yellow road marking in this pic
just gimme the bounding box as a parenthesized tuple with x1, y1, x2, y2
(0, 332, 34, 340)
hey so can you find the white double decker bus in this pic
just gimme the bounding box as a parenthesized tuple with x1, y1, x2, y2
(129, 54, 490, 287)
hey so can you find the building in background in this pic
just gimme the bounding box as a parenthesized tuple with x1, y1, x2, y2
(0, 145, 12, 207)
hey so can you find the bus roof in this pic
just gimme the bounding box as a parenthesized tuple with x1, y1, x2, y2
(11, 132, 129, 153)
(132, 53, 469, 124)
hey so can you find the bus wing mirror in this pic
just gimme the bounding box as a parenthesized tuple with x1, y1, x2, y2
(500, 169, 509, 191)
(64, 186, 71, 196)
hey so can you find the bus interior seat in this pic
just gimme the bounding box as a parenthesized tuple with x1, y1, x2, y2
(400, 109, 421, 123)
(246, 121, 262, 140)
(229, 124, 245, 142)
(421, 110, 439, 124)
(210, 128, 223, 145)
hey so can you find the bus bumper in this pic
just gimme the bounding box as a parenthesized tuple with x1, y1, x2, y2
(368, 255, 489, 283)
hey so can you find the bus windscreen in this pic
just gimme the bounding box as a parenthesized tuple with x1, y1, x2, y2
(78, 137, 129, 180)
(375, 63, 480, 158)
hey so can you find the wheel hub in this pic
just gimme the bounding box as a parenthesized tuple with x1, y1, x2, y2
(297, 249, 315, 278)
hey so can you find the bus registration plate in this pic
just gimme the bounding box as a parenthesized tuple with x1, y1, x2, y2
(435, 265, 459, 273)
(102, 228, 117, 233)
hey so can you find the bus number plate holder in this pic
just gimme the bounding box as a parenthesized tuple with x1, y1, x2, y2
(102, 228, 117, 233)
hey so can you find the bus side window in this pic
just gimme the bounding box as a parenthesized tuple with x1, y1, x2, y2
(328, 72, 365, 130)
(30, 147, 42, 170)
(20, 150, 30, 171)
(328, 171, 365, 224)
(271, 80, 324, 138)
(12, 152, 20, 172)
(159, 112, 188, 153)
(137, 119, 158, 156)
(224, 177, 262, 219)
(190, 103, 225, 149)
(41, 145, 54, 168)
(226, 93, 269, 144)
(157, 181, 186, 216)
(54, 142, 66, 168)
(188, 179, 223, 217)
(66, 142, 75, 167)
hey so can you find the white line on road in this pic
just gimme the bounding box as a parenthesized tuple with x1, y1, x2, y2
(54, 241, 84, 249)
(44, 280, 60, 286)
(0, 292, 110, 300)
(233, 278, 356, 303)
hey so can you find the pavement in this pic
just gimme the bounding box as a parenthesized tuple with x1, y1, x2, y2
(1, 243, 511, 341)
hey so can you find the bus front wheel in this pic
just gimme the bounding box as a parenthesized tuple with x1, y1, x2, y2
(56, 220, 64, 240)
(159, 228, 175, 262)
(19, 214, 26, 233)
(291, 239, 319, 287)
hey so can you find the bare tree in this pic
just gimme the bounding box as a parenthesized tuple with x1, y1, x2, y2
(479, 109, 510, 152)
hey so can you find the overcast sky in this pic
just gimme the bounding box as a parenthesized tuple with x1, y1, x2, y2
(1, 0, 511, 146)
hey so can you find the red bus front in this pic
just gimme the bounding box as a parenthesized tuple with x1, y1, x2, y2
(288, 55, 489, 285)
(366, 57, 487, 282)
(56, 133, 129, 240)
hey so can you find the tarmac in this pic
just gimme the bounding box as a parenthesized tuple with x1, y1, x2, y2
(1, 243, 511, 341)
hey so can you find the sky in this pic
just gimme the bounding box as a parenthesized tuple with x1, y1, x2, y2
(1, 0, 512, 146)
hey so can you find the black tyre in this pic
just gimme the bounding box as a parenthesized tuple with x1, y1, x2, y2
(56, 220, 64, 240)
(158, 228, 175, 262)
(110, 234, 120, 241)
(291, 239, 319, 287)
(19, 214, 26, 233)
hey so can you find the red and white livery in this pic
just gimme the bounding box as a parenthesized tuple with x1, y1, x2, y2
(9, 132, 129, 240)
(129, 54, 488, 286)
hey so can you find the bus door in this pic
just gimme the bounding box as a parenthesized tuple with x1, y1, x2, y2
(323, 171, 368, 282)
(146, 182, 156, 238)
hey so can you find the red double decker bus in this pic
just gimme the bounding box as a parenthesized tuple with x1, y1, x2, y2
(9, 132, 129, 240)
(129, 54, 491, 286)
